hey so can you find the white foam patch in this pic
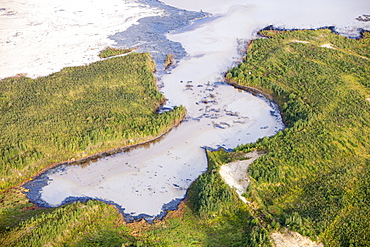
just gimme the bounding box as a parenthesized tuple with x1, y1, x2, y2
(0, 0, 162, 79)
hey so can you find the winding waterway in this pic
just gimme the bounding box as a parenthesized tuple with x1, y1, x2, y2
(23, 0, 369, 222)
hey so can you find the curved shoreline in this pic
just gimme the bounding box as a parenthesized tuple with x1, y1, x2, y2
(18, 109, 186, 191)
(1, 1, 369, 246)
(13, 0, 212, 221)
(225, 25, 370, 130)
(225, 79, 274, 101)
(22, 79, 284, 222)
(20, 25, 361, 222)
(21, 110, 188, 222)
(19, 21, 366, 197)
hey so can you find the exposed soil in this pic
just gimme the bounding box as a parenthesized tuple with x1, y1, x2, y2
(219, 150, 264, 203)
(271, 230, 324, 247)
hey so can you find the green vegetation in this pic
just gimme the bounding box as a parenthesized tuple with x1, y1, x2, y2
(226, 29, 370, 246)
(98, 47, 134, 58)
(0, 151, 271, 246)
(0, 188, 139, 246)
(1, 29, 369, 246)
(136, 150, 273, 246)
(0, 52, 185, 190)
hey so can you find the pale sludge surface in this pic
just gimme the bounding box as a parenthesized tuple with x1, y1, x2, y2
(16, 0, 369, 220)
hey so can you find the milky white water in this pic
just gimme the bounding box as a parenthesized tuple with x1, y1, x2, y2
(40, 88, 282, 219)
(5, 0, 368, 220)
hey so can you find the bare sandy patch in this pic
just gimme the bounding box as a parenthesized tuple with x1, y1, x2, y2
(271, 230, 324, 247)
(290, 39, 310, 44)
(321, 43, 335, 49)
(219, 150, 263, 203)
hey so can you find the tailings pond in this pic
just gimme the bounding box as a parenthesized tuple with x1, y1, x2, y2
(24, 0, 369, 222)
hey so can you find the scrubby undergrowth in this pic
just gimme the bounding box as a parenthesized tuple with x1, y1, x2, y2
(227, 28, 370, 246)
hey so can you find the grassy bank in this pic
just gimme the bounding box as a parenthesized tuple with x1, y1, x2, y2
(1, 150, 270, 246)
(226, 28, 370, 246)
(0, 188, 136, 246)
(0, 52, 185, 191)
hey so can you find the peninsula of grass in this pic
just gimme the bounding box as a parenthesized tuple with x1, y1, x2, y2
(225, 28, 370, 246)
(0, 52, 185, 191)
(98, 46, 134, 58)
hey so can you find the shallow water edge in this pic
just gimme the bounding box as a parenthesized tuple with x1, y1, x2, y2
(22, 23, 368, 222)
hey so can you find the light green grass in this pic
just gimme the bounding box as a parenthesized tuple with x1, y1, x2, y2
(227, 29, 370, 246)
(0, 52, 185, 190)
